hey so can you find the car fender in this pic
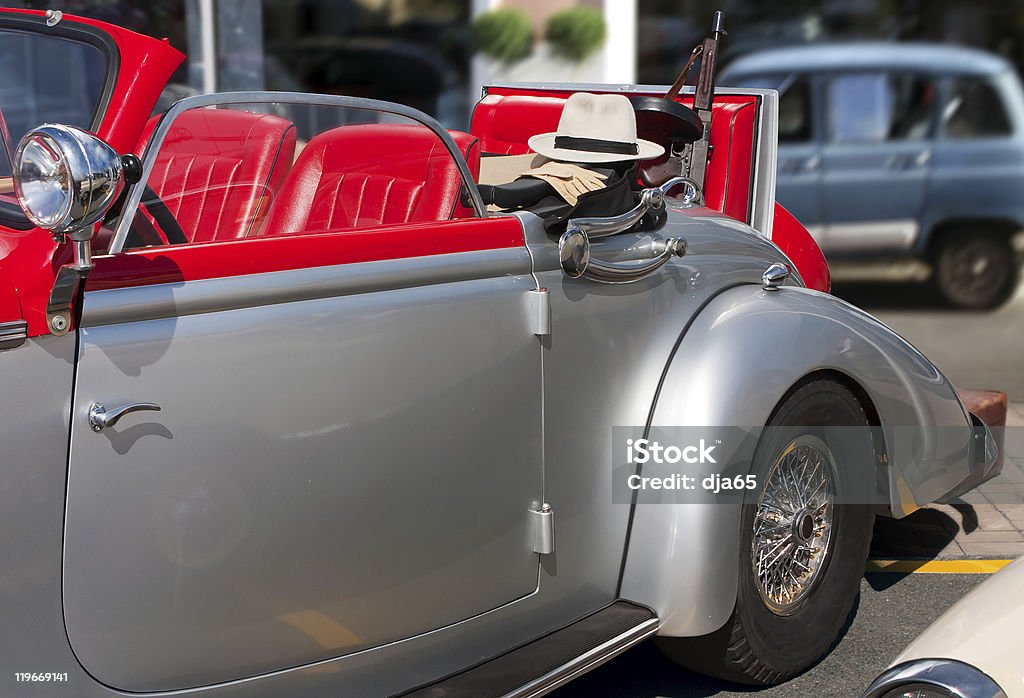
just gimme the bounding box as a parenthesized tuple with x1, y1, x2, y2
(620, 283, 973, 637)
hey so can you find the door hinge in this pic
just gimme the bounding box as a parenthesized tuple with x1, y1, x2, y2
(530, 503, 554, 555)
(527, 287, 551, 337)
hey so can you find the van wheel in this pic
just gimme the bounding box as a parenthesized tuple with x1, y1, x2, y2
(932, 232, 1018, 310)
(656, 380, 875, 685)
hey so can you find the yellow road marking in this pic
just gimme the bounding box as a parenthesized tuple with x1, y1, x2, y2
(867, 559, 1013, 574)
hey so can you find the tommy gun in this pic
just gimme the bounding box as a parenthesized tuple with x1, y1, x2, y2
(631, 10, 727, 192)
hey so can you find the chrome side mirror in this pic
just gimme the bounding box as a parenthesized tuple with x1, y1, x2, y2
(13, 124, 127, 242)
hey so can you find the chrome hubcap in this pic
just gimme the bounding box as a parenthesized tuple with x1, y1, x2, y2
(752, 435, 836, 615)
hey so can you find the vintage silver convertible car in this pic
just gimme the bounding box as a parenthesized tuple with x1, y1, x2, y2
(0, 9, 1006, 698)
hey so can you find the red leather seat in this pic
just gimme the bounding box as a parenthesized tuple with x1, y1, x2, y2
(261, 124, 479, 236)
(469, 91, 757, 224)
(137, 109, 296, 243)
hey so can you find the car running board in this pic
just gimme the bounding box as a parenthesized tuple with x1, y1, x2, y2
(397, 601, 658, 698)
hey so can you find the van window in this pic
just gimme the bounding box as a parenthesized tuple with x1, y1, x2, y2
(827, 72, 936, 143)
(778, 77, 812, 143)
(943, 77, 1012, 138)
(828, 73, 889, 143)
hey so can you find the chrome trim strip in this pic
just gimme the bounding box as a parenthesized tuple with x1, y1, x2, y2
(0, 319, 28, 349)
(109, 91, 488, 254)
(750, 88, 778, 238)
(505, 617, 659, 698)
(82, 247, 533, 327)
(863, 659, 1007, 698)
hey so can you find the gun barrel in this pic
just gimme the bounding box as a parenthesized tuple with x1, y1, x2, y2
(712, 10, 726, 38)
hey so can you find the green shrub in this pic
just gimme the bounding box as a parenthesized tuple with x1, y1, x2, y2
(545, 7, 607, 63)
(471, 9, 533, 64)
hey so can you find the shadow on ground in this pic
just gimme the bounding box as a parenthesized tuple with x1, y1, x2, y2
(868, 503, 976, 590)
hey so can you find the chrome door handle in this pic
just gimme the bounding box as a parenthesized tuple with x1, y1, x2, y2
(559, 228, 687, 283)
(88, 401, 161, 432)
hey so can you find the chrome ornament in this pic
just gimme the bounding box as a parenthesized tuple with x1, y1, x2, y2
(762, 262, 791, 290)
(752, 435, 836, 615)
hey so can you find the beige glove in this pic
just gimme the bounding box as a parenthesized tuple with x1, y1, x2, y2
(519, 162, 608, 206)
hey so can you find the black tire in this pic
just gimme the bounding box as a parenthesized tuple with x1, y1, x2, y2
(656, 379, 876, 685)
(931, 231, 1019, 310)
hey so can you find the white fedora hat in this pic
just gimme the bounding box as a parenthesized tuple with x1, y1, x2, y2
(528, 92, 665, 164)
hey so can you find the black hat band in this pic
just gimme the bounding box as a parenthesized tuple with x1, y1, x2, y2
(553, 135, 639, 156)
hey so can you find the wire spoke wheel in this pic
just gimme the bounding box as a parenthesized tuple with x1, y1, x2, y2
(656, 380, 875, 685)
(752, 435, 836, 615)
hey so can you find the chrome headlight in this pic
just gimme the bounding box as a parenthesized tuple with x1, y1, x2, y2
(13, 124, 124, 235)
(863, 659, 1006, 698)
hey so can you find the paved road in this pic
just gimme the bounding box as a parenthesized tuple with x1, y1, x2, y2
(831, 265, 1024, 400)
(551, 574, 985, 698)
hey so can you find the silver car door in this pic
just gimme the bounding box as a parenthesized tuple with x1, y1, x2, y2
(62, 95, 543, 693)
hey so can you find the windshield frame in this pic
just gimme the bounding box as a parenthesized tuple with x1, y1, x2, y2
(0, 12, 120, 230)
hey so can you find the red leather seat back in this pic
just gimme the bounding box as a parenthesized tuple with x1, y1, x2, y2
(137, 109, 296, 243)
(262, 124, 479, 236)
(469, 91, 758, 223)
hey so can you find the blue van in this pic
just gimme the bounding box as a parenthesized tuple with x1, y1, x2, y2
(721, 43, 1024, 308)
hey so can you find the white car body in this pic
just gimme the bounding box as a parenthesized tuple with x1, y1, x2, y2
(865, 557, 1024, 697)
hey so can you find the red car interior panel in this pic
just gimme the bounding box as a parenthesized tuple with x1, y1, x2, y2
(86, 216, 525, 291)
(138, 109, 297, 243)
(703, 101, 756, 223)
(261, 124, 478, 236)
(771, 203, 830, 293)
(470, 89, 758, 223)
